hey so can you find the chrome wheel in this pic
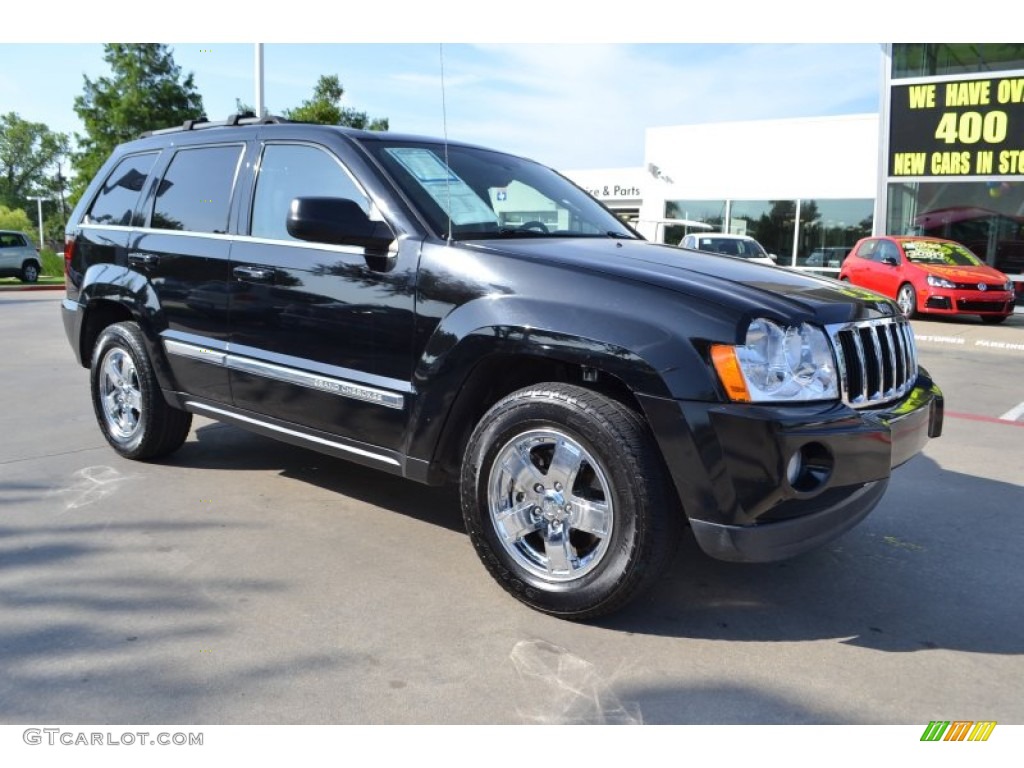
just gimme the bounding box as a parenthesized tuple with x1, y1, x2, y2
(98, 347, 143, 440)
(487, 428, 613, 582)
(897, 284, 916, 317)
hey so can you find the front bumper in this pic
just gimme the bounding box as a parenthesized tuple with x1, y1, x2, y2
(639, 368, 943, 563)
(920, 287, 1014, 317)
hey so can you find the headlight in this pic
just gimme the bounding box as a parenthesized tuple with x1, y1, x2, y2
(1005, 280, 1015, 292)
(711, 319, 839, 403)
(926, 274, 955, 288)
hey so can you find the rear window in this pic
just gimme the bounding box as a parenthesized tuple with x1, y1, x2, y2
(0, 233, 28, 248)
(85, 153, 159, 227)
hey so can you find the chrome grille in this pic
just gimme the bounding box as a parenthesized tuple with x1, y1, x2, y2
(826, 317, 917, 408)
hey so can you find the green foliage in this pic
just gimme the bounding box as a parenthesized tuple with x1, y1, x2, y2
(284, 75, 388, 130)
(0, 204, 35, 241)
(0, 113, 69, 213)
(72, 44, 204, 204)
(39, 248, 64, 276)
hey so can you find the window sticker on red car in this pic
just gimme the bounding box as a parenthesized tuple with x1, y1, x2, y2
(903, 240, 982, 266)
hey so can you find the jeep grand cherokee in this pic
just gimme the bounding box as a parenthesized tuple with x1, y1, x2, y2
(62, 114, 943, 619)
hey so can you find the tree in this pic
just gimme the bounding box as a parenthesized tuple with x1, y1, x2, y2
(0, 204, 37, 244)
(72, 44, 204, 203)
(284, 75, 388, 130)
(0, 113, 69, 213)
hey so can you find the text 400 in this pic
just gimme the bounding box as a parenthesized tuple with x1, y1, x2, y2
(935, 111, 1008, 144)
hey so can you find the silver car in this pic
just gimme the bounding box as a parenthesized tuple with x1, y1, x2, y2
(0, 230, 41, 282)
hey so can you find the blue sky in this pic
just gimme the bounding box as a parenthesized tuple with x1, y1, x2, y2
(0, 42, 882, 170)
(5, 0, 973, 171)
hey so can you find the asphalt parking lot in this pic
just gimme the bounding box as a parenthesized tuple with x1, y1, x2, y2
(1, 290, 1022, 725)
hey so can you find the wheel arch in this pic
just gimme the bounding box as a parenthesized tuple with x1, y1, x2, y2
(407, 307, 712, 485)
(76, 266, 177, 392)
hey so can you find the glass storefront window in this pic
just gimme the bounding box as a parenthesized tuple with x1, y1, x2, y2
(886, 180, 1024, 276)
(796, 199, 874, 272)
(892, 44, 1024, 79)
(729, 200, 795, 264)
(663, 199, 725, 245)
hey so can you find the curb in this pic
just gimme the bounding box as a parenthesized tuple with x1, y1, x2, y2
(0, 283, 65, 293)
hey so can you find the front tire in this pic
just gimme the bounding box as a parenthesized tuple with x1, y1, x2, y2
(90, 321, 192, 460)
(461, 384, 680, 620)
(897, 283, 917, 318)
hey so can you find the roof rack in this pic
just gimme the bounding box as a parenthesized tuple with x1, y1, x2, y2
(140, 113, 291, 138)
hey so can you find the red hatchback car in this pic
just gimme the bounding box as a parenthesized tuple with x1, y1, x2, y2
(839, 236, 1015, 324)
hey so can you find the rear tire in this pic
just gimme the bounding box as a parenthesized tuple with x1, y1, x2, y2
(461, 383, 681, 620)
(20, 261, 39, 283)
(90, 321, 192, 460)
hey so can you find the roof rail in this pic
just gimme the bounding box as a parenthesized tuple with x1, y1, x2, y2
(140, 113, 291, 138)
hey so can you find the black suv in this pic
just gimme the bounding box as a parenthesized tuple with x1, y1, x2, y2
(62, 115, 943, 619)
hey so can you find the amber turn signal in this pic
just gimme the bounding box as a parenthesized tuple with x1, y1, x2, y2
(710, 345, 752, 403)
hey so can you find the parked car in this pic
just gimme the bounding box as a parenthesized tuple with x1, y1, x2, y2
(679, 233, 777, 265)
(0, 230, 41, 282)
(804, 246, 851, 269)
(61, 114, 943, 620)
(839, 236, 1015, 324)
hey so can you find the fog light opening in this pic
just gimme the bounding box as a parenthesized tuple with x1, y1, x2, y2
(787, 442, 834, 493)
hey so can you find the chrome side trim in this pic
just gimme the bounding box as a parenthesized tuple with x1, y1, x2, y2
(164, 339, 227, 366)
(78, 223, 377, 256)
(225, 356, 404, 409)
(162, 339, 404, 410)
(185, 402, 401, 466)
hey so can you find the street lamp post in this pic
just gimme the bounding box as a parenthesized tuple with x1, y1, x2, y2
(27, 196, 51, 250)
(254, 43, 266, 118)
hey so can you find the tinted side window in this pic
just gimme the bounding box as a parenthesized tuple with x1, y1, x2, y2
(878, 241, 901, 263)
(250, 143, 369, 241)
(151, 145, 243, 233)
(85, 153, 158, 226)
(0, 233, 26, 248)
(855, 240, 879, 261)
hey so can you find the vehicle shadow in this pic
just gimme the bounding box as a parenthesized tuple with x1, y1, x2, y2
(169, 425, 1024, 656)
(603, 454, 1024, 655)
(165, 421, 465, 533)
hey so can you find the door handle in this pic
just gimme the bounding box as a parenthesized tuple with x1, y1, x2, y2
(128, 252, 160, 267)
(233, 265, 275, 283)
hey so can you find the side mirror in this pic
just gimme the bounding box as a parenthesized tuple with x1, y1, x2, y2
(287, 197, 394, 251)
(768, 253, 778, 262)
(882, 256, 899, 267)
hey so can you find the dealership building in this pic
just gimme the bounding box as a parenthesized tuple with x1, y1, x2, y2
(563, 44, 1024, 296)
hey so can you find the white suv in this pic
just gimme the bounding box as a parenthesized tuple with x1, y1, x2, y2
(0, 230, 41, 282)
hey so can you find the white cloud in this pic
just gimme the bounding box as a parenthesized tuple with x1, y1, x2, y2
(390, 44, 882, 168)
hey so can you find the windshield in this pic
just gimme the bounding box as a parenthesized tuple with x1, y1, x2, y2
(361, 139, 637, 241)
(902, 239, 983, 267)
(694, 236, 767, 258)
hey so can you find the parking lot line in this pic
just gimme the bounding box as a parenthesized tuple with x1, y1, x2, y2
(946, 410, 1024, 427)
(998, 401, 1024, 422)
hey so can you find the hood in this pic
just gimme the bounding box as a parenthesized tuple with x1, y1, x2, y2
(462, 237, 899, 325)
(917, 262, 1009, 284)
